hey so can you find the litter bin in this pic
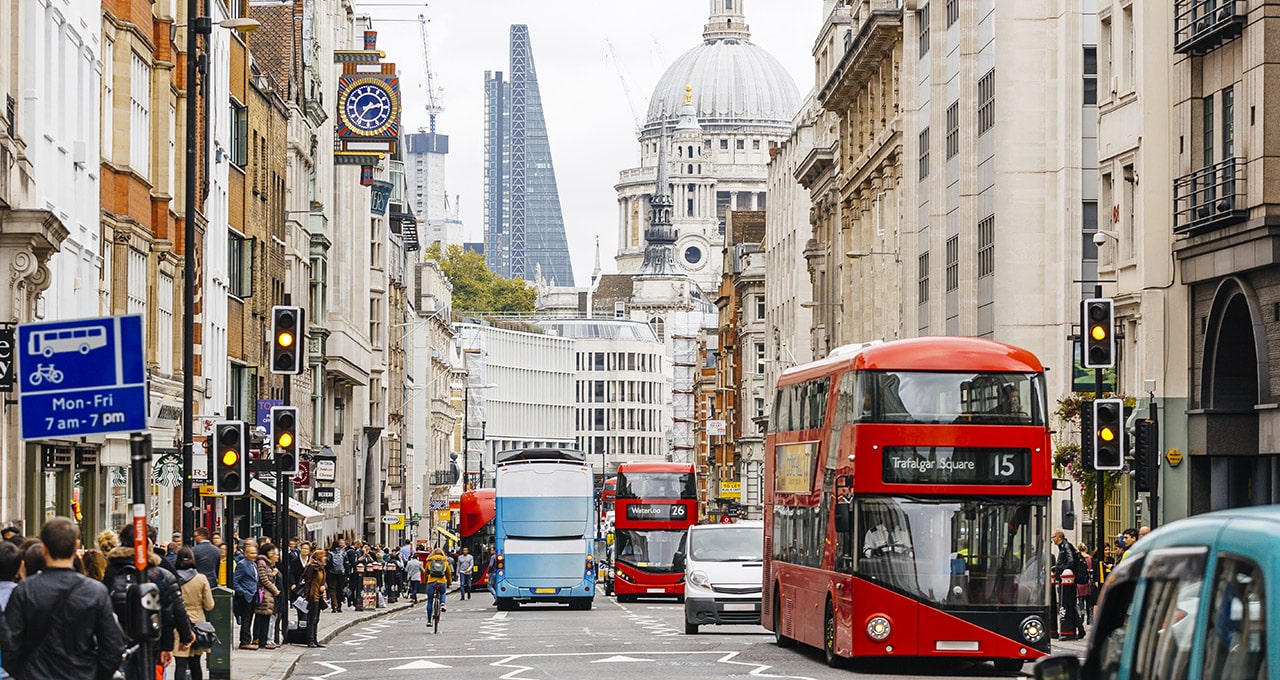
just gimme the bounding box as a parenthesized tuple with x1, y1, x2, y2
(207, 586, 235, 679)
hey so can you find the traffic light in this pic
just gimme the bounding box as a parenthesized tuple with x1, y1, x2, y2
(1081, 298, 1115, 368)
(1093, 398, 1124, 471)
(271, 406, 299, 476)
(212, 421, 247, 495)
(270, 306, 306, 375)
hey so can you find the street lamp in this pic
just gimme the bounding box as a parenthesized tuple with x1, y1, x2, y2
(182, 8, 260, 546)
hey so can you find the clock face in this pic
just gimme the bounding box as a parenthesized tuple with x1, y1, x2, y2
(342, 81, 395, 133)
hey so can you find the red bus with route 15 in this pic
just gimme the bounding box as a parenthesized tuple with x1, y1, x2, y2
(764, 337, 1053, 672)
(612, 462, 697, 601)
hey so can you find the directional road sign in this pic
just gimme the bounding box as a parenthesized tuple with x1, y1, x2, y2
(18, 315, 146, 440)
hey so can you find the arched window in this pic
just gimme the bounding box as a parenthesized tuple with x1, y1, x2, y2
(649, 316, 666, 342)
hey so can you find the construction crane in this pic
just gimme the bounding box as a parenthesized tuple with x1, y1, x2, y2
(604, 38, 642, 135)
(419, 13, 444, 133)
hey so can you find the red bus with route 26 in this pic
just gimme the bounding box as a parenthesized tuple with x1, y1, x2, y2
(611, 462, 697, 600)
(764, 337, 1053, 671)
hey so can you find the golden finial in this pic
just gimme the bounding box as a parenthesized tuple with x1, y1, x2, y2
(684, 84, 693, 106)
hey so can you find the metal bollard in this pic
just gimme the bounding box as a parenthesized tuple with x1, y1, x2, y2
(207, 586, 235, 679)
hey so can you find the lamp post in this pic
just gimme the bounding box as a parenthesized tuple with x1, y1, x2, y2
(181, 7, 259, 546)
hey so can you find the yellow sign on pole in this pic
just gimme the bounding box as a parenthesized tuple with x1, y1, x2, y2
(198, 485, 217, 497)
(1166, 449, 1183, 467)
(720, 481, 742, 499)
(389, 514, 405, 531)
(435, 509, 450, 522)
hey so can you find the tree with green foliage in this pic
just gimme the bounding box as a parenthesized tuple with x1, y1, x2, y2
(424, 243, 537, 313)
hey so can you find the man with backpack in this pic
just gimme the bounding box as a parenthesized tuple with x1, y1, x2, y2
(103, 521, 194, 678)
(1051, 529, 1084, 641)
(423, 548, 452, 622)
(326, 539, 347, 614)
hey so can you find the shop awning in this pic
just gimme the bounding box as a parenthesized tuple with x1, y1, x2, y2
(249, 479, 325, 523)
(435, 526, 459, 543)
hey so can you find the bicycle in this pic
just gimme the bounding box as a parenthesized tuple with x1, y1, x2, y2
(428, 583, 444, 634)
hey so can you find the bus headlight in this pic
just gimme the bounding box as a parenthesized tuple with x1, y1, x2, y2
(1020, 615, 1046, 643)
(866, 615, 892, 641)
(687, 570, 711, 589)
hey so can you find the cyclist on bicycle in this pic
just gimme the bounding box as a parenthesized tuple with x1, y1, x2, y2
(423, 547, 453, 622)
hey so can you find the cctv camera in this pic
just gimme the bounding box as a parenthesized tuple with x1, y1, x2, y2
(1093, 232, 1107, 246)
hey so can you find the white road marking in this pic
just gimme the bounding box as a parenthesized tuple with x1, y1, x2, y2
(389, 659, 452, 670)
(303, 648, 812, 677)
(339, 620, 394, 647)
(592, 654, 652, 663)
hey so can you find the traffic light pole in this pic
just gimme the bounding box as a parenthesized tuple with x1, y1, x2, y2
(1147, 400, 1160, 529)
(1092, 283, 1105, 594)
(278, 374, 291, 643)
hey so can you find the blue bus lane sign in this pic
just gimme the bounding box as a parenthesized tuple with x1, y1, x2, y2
(18, 315, 147, 440)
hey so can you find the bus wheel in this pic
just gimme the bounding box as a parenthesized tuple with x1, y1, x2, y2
(824, 600, 843, 668)
(617, 594, 634, 603)
(992, 659, 1024, 673)
(773, 592, 792, 648)
(496, 598, 517, 611)
(685, 622, 699, 635)
(569, 598, 592, 611)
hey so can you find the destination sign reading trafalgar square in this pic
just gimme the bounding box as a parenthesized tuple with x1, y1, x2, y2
(881, 446, 1031, 485)
(18, 315, 146, 440)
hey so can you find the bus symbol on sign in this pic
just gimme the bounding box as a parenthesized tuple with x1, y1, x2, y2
(28, 326, 107, 357)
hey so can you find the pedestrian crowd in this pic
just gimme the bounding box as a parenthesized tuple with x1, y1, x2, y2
(0, 514, 485, 680)
(1051, 524, 1150, 641)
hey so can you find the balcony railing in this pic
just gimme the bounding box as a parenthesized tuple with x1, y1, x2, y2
(430, 469, 458, 487)
(1174, 0, 1245, 55)
(1174, 157, 1246, 233)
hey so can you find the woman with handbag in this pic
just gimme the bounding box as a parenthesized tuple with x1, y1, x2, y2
(174, 546, 216, 680)
(254, 542, 281, 649)
(301, 549, 328, 648)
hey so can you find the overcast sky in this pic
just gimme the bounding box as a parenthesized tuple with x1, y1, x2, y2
(367, 0, 824, 285)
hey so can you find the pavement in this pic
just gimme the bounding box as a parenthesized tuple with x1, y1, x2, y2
(230, 585, 460, 680)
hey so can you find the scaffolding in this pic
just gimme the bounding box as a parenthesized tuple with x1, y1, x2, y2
(669, 310, 716, 464)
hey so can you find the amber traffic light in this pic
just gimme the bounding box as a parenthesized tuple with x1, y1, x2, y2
(213, 421, 247, 495)
(271, 406, 299, 476)
(1093, 399, 1124, 471)
(1081, 298, 1115, 369)
(270, 306, 306, 375)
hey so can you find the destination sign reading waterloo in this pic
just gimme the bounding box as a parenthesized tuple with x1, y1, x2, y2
(625, 503, 689, 522)
(882, 446, 1031, 485)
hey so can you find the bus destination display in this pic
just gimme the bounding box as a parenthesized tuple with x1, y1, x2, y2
(624, 503, 689, 522)
(881, 446, 1031, 485)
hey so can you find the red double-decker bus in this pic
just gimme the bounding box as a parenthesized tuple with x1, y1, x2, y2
(460, 488, 496, 587)
(764, 337, 1053, 671)
(612, 462, 697, 601)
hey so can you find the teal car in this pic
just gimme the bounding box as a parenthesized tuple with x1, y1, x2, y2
(1036, 506, 1275, 680)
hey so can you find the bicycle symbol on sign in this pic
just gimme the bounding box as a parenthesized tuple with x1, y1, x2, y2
(29, 364, 64, 386)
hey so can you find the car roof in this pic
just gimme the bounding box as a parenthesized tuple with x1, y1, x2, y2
(690, 521, 763, 530)
(1136, 505, 1280, 557)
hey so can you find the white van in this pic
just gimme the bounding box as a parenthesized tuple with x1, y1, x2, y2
(675, 521, 764, 634)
